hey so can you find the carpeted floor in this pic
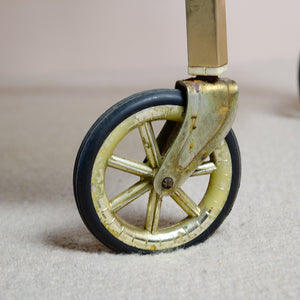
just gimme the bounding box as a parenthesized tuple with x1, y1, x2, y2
(0, 61, 299, 299)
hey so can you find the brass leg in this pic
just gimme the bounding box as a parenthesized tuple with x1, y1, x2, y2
(186, 0, 228, 76)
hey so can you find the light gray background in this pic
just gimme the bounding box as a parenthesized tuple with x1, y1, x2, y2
(0, 0, 299, 84)
(0, 1, 299, 299)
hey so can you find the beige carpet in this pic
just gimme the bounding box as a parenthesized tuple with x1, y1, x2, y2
(0, 61, 299, 299)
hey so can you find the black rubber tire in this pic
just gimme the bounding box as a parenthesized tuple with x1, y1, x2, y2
(73, 89, 241, 254)
(298, 59, 300, 96)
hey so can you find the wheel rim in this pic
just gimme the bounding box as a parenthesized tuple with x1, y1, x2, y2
(91, 105, 232, 251)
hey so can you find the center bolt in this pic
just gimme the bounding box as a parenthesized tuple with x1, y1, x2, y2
(161, 177, 174, 189)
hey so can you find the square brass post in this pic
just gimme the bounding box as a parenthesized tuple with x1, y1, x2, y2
(186, 0, 228, 76)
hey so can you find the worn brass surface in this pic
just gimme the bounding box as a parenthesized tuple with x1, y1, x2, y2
(91, 105, 232, 251)
(153, 78, 238, 195)
(186, 0, 228, 75)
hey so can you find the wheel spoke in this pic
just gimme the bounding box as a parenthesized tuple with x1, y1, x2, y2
(191, 162, 216, 176)
(108, 154, 153, 177)
(110, 181, 152, 212)
(145, 189, 163, 233)
(171, 188, 201, 217)
(138, 122, 161, 168)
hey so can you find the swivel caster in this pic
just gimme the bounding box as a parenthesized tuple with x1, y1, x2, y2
(73, 0, 241, 253)
(73, 89, 241, 253)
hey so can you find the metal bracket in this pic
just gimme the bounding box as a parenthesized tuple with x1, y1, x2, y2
(153, 77, 239, 196)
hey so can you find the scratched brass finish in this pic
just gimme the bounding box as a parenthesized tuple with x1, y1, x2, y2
(91, 105, 232, 251)
(186, 0, 228, 75)
(153, 78, 238, 196)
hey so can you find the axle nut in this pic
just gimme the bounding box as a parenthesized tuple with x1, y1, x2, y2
(162, 177, 174, 189)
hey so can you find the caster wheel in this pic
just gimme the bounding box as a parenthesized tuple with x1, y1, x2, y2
(73, 89, 241, 253)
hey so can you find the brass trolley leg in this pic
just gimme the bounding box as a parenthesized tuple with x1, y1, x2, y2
(186, 0, 228, 76)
